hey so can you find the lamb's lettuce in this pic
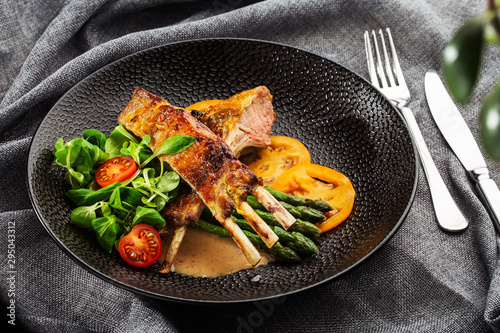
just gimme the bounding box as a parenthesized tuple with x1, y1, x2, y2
(54, 124, 194, 253)
(92, 215, 122, 253)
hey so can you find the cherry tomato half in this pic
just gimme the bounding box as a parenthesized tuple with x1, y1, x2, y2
(118, 224, 162, 268)
(95, 156, 137, 187)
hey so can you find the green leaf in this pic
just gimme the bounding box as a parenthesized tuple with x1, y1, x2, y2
(480, 81, 500, 160)
(105, 124, 139, 157)
(66, 182, 120, 206)
(92, 215, 122, 253)
(54, 137, 97, 188)
(153, 195, 168, 211)
(74, 148, 93, 185)
(54, 138, 82, 169)
(154, 135, 196, 156)
(65, 170, 85, 188)
(109, 187, 144, 213)
(484, 24, 500, 45)
(443, 18, 485, 104)
(156, 171, 180, 194)
(54, 137, 64, 152)
(132, 206, 166, 228)
(131, 176, 146, 189)
(83, 129, 107, 150)
(70, 204, 98, 228)
(120, 136, 153, 165)
(142, 168, 157, 186)
(141, 196, 158, 208)
(137, 135, 195, 169)
(101, 202, 112, 217)
(81, 138, 109, 166)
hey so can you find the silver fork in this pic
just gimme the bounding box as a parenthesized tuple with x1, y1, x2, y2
(364, 28, 467, 232)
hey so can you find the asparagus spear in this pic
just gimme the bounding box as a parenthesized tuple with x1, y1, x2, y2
(231, 217, 319, 256)
(231, 217, 256, 232)
(290, 219, 322, 239)
(193, 219, 301, 263)
(270, 226, 319, 256)
(277, 201, 326, 222)
(242, 230, 301, 263)
(204, 209, 319, 256)
(247, 195, 327, 222)
(246, 195, 266, 211)
(240, 209, 321, 239)
(264, 186, 333, 212)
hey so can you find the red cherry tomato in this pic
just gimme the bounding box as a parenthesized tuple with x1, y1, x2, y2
(95, 156, 137, 187)
(118, 224, 162, 267)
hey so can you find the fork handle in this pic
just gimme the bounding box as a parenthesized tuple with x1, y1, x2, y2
(400, 107, 468, 232)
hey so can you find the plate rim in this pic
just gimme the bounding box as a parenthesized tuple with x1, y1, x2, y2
(26, 37, 419, 304)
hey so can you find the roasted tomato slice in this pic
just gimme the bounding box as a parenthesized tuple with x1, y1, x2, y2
(186, 99, 223, 111)
(244, 136, 311, 186)
(271, 163, 355, 232)
(118, 224, 162, 267)
(95, 156, 137, 187)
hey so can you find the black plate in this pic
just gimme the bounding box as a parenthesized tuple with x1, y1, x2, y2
(27, 38, 417, 303)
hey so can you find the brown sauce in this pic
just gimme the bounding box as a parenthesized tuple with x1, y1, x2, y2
(167, 228, 272, 278)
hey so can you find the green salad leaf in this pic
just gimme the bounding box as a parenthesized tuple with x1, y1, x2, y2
(132, 206, 166, 228)
(105, 124, 139, 157)
(66, 182, 120, 206)
(83, 129, 107, 150)
(154, 135, 196, 156)
(109, 187, 144, 214)
(70, 203, 99, 228)
(92, 215, 122, 253)
(55, 123, 194, 253)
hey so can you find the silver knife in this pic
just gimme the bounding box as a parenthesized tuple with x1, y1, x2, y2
(425, 71, 500, 232)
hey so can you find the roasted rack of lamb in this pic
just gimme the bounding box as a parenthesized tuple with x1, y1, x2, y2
(118, 87, 296, 268)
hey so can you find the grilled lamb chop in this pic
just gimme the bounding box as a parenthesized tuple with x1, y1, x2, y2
(159, 86, 290, 273)
(190, 86, 276, 155)
(118, 88, 295, 267)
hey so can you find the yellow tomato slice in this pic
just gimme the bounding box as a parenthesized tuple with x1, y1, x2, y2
(271, 163, 355, 232)
(186, 99, 223, 111)
(245, 136, 311, 186)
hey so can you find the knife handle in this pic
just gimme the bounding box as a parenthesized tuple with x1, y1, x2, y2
(400, 107, 468, 232)
(474, 169, 500, 233)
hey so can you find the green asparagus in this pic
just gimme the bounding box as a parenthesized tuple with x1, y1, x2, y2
(264, 186, 333, 212)
(277, 201, 325, 222)
(241, 230, 301, 263)
(231, 217, 256, 232)
(238, 208, 321, 239)
(246, 196, 266, 211)
(270, 226, 319, 256)
(196, 190, 323, 263)
(231, 217, 319, 256)
(193, 219, 301, 263)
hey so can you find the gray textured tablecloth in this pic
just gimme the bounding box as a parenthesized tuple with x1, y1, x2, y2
(2, 0, 500, 332)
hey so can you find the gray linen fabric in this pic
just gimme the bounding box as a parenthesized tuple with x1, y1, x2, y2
(1, 0, 500, 332)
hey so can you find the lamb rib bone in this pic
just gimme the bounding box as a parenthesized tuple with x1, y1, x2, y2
(157, 87, 295, 272)
(118, 88, 291, 267)
(190, 86, 295, 230)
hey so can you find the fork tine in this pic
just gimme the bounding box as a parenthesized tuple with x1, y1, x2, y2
(364, 31, 379, 88)
(371, 30, 388, 88)
(378, 29, 396, 87)
(386, 28, 407, 88)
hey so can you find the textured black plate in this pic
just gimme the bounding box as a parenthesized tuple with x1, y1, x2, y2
(27, 39, 417, 303)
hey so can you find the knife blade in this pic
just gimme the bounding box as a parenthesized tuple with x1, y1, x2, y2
(425, 71, 500, 232)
